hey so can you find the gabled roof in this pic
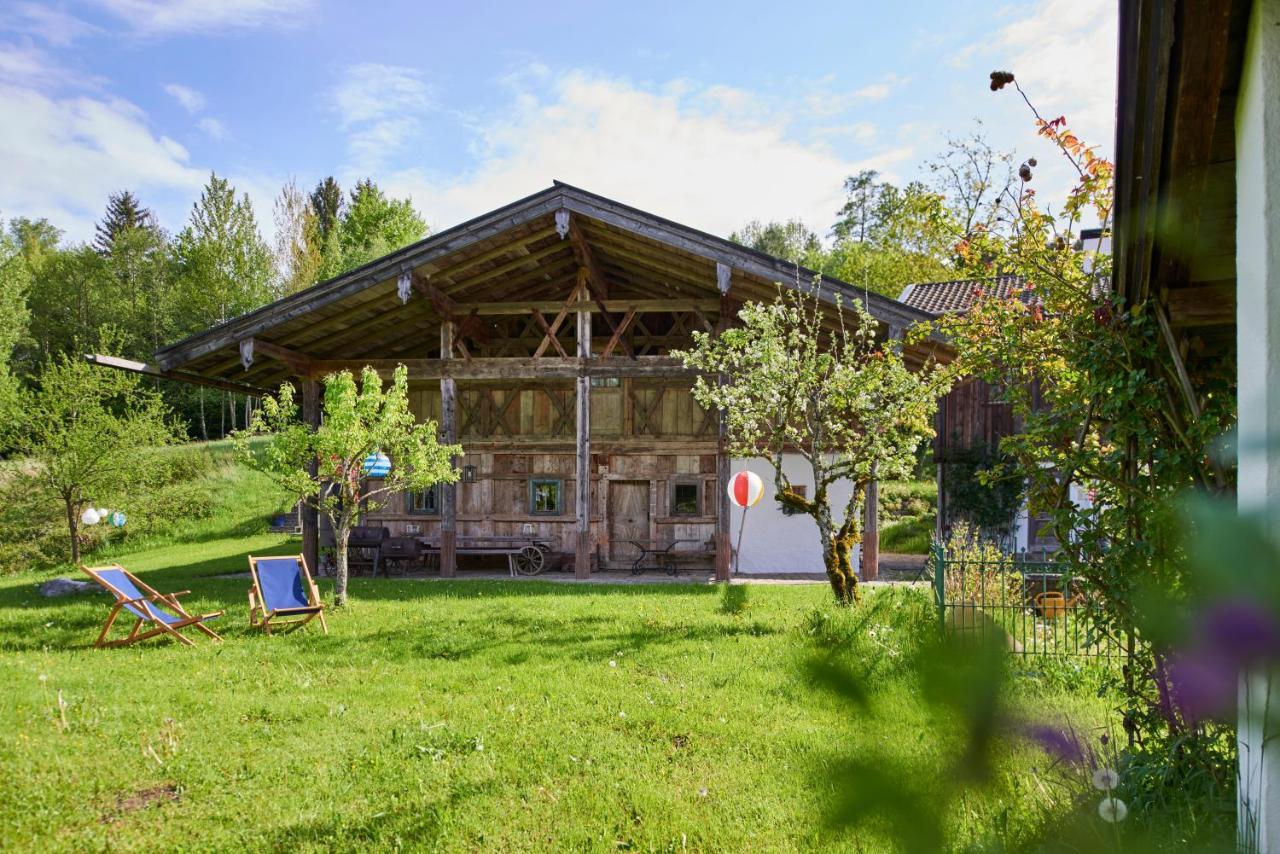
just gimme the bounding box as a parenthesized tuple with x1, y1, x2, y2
(152, 182, 939, 386)
(898, 275, 1028, 316)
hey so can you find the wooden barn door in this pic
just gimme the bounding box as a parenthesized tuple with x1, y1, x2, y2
(608, 481, 650, 563)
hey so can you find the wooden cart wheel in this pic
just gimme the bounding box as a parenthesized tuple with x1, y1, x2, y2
(515, 545, 545, 576)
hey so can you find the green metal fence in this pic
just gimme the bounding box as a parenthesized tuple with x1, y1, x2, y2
(930, 544, 1117, 657)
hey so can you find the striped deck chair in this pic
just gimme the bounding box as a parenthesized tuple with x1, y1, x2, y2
(247, 555, 328, 635)
(80, 565, 223, 648)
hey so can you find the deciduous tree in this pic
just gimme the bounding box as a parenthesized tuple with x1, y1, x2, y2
(237, 365, 461, 607)
(12, 348, 176, 563)
(680, 286, 951, 604)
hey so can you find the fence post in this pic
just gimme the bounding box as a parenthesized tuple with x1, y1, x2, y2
(933, 542, 946, 634)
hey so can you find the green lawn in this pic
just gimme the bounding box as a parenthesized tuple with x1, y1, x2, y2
(0, 458, 1117, 851)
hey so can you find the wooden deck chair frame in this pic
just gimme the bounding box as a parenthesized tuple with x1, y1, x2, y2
(80, 564, 223, 648)
(247, 554, 328, 635)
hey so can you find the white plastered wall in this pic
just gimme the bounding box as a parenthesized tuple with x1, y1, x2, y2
(729, 455, 861, 575)
(1237, 1, 1280, 849)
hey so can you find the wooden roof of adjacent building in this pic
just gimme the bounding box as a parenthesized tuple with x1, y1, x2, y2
(143, 181, 941, 391)
(1114, 0, 1250, 386)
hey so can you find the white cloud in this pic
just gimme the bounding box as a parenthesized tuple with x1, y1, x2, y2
(0, 42, 95, 89)
(331, 63, 433, 126)
(369, 70, 908, 240)
(92, 0, 313, 35)
(331, 63, 435, 172)
(991, 0, 1117, 150)
(803, 74, 905, 119)
(0, 4, 99, 47)
(198, 116, 227, 140)
(164, 82, 204, 113)
(0, 81, 206, 236)
(981, 0, 1118, 218)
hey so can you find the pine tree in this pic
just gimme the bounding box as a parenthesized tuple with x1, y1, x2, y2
(309, 177, 343, 244)
(94, 191, 156, 254)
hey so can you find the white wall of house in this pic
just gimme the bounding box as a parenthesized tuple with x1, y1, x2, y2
(1237, 1, 1280, 849)
(729, 455, 861, 575)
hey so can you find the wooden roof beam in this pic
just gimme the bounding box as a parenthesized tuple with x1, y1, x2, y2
(86, 354, 272, 396)
(563, 212, 636, 358)
(309, 355, 699, 381)
(411, 272, 457, 320)
(239, 337, 315, 377)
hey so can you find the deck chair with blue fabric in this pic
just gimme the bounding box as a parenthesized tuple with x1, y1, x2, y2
(247, 554, 328, 635)
(80, 564, 224, 648)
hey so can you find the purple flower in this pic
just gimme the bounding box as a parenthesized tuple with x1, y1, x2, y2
(1197, 599, 1280, 668)
(1166, 653, 1236, 725)
(1024, 723, 1086, 766)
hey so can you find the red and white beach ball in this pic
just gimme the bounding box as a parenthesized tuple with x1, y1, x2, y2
(726, 470, 765, 508)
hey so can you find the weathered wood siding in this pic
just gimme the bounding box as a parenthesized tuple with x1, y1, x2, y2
(365, 379, 718, 568)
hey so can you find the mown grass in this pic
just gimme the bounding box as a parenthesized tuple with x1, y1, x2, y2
(0, 452, 1128, 851)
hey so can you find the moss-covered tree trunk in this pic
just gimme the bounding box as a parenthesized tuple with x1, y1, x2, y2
(779, 476, 864, 606)
(822, 533, 861, 605)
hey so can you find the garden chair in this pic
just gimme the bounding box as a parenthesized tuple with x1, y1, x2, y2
(80, 564, 223, 648)
(247, 554, 328, 635)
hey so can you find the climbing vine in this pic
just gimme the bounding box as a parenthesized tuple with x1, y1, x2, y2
(926, 74, 1237, 748)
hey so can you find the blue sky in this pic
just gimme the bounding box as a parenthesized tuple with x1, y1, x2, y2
(0, 0, 1117, 244)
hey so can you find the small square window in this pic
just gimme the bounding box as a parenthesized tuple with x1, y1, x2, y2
(529, 478, 563, 515)
(672, 481, 699, 516)
(407, 485, 439, 516)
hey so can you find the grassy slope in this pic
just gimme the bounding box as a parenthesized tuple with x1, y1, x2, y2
(880, 480, 937, 555)
(0, 456, 1112, 851)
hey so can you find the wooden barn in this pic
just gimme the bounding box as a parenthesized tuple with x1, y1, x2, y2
(95, 183, 937, 579)
(898, 274, 1060, 554)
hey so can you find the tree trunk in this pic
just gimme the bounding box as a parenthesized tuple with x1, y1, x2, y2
(822, 534, 860, 605)
(333, 523, 350, 607)
(64, 497, 80, 565)
(198, 388, 208, 441)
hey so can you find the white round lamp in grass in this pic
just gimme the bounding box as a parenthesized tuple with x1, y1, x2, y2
(362, 451, 392, 478)
(726, 470, 764, 577)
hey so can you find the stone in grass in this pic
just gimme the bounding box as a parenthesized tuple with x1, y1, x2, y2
(39, 578, 104, 597)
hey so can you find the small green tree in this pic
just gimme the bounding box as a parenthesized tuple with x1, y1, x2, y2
(679, 286, 952, 604)
(238, 365, 461, 607)
(13, 349, 177, 563)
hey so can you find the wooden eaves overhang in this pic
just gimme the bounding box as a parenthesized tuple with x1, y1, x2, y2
(1114, 0, 1250, 397)
(139, 182, 941, 390)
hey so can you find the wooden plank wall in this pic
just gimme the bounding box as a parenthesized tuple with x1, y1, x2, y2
(366, 380, 718, 568)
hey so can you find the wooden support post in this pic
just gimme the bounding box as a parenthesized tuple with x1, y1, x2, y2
(440, 322, 458, 578)
(714, 266, 734, 581)
(862, 475, 879, 582)
(575, 306, 592, 578)
(715, 377, 731, 582)
(300, 378, 321, 577)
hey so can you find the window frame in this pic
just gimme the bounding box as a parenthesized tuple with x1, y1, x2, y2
(670, 479, 701, 517)
(406, 484, 440, 516)
(528, 477, 564, 516)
